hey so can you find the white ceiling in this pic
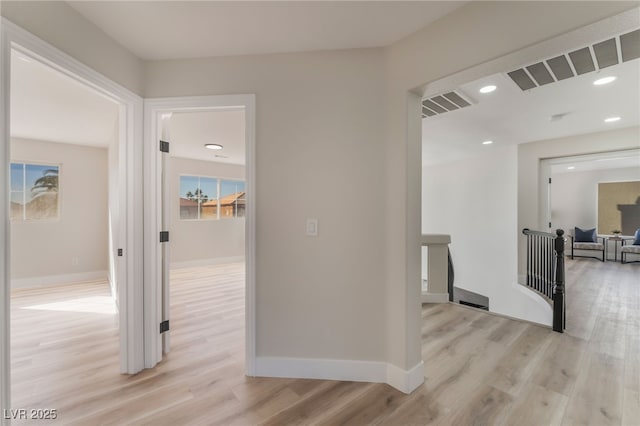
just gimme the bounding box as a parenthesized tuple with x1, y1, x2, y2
(10, 51, 245, 163)
(167, 110, 246, 165)
(67, 1, 467, 60)
(422, 51, 640, 167)
(548, 149, 640, 174)
(10, 50, 119, 146)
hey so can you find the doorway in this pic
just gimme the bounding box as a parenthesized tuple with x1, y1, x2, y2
(143, 95, 256, 374)
(8, 45, 122, 418)
(540, 149, 640, 232)
(0, 20, 144, 418)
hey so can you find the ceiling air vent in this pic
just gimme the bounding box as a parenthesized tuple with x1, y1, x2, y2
(507, 27, 639, 91)
(568, 47, 595, 75)
(593, 38, 618, 69)
(620, 29, 640, 62)
(422, 90, 472, 118)
(507, 69, 536, 91)
(546, 55, 573, 81)
(526, 62, 554, 86)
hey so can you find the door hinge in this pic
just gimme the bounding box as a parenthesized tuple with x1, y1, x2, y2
(548, 177, 552, 184)
(549, 222, 552, 228)
(159, 140, 170, 153)
(117, 248, 123, 257)
(160, 231, 169, 243)
(160, 320, 170, 334)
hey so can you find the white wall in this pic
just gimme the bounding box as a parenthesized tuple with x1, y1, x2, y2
(169, 157, 245, 267)
(145, 48, 388, 363)
(518, 126, 640, 274)
(0, 1, 144, 95)
(11, 138, 108, 285)
(423, 145, 551, 325)
(551, 166, 640, 235)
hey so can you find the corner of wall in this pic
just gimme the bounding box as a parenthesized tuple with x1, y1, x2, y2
(386, 360, 424, 394)
(254, 357, 424, 394)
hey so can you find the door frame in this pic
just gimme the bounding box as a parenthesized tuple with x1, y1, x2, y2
(143, 95, 256, 374)
(540, 148, 640, 231)
(0, 18, 145, 418)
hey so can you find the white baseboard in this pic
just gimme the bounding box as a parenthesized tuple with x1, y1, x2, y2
(170, 256, 245, 270)
(11, 270, 108, 289)
(386, 360, 424, 393)
(421, 292, 449, 304)
(254, 356, 424, 394)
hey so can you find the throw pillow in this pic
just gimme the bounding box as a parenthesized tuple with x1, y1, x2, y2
(575, 227, 597, 243)
(634, 228, 640, 246)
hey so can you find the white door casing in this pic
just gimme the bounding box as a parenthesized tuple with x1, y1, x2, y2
(0, 18, 145, 421)
(143, 95, 256, 373)
(0, 18, 11, 424)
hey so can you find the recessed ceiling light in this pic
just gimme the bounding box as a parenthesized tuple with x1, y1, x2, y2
(593, 76, 617, 86)
(482, 140, 493, 145)
(604, 116, 621, 123)
(205, 143, 223, 150)
(567, 166, 575, 170)
(479, 85, 497, 94)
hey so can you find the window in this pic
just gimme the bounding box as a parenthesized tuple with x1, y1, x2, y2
(179, 175, 217, 220)
(10, 162, 60, 221)
(220, 180, 246, 218)
(179, 175, 245, 220)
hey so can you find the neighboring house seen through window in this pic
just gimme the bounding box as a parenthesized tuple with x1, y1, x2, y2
(180, 175, 245, 220)
(10, 162, 60, 221)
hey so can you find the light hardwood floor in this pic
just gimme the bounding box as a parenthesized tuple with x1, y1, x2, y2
(9, 259, 640, 425)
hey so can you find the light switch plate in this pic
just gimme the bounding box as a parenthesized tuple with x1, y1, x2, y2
(306, 218, 318, 236)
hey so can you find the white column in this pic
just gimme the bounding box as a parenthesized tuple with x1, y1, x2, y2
(421, 234, 451, 304)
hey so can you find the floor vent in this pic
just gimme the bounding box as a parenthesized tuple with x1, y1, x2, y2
(453, 287, 489, 311)
(422, 90, 472, 118)
(459, 300, 489, 311)
(507, 27, 639, 91)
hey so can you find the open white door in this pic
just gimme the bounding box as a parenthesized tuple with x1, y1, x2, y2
(160, 116, 171, 355)
(143, 110, 172, 366)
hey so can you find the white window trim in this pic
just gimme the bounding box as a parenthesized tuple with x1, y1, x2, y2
(10, 161, 62, 222)
(179, 174, 246, 221)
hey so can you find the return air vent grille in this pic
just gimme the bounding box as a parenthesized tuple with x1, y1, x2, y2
(421, 90, 472, 118)
(507, 28, 639, 91)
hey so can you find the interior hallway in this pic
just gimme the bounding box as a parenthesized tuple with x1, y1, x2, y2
(9, 259, 639, 425)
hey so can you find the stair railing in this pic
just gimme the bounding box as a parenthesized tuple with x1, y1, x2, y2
(522, 228, 565, 332)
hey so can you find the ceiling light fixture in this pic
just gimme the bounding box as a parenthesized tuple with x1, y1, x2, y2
(604, 116, 621, 123)
(567, 166, 575, 170)
(205, 143, 223, 150)
(593, 76, 617, 86)
(482, 140, 493, 145)
(479, 85, 497, 94)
